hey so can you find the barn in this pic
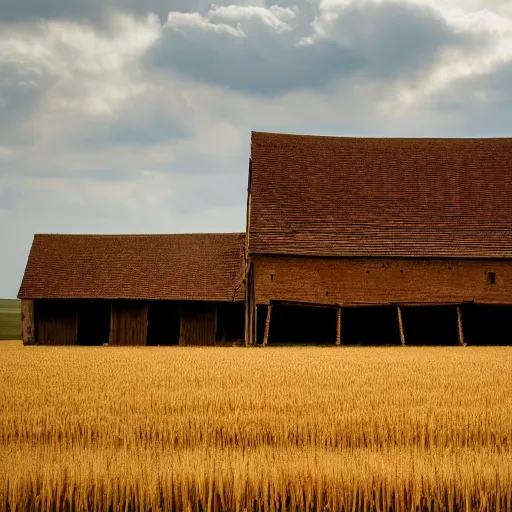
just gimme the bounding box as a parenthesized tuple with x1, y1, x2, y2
(245, 132, 512, 346)
(18, 233, 245, 346)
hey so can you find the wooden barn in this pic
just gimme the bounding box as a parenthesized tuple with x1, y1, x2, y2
(245, 132, 512, 346)
(18, 233, 245, 346)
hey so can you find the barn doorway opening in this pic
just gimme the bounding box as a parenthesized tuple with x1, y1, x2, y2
(217, 302, 245, 344)
(401, 306, 458, 346)
(258, 304, 337, 345)
(77, 300, 111, 346)
(342, 306, 401, 345)
(462, 305, 511, 346)
(147, 301, 180, 346)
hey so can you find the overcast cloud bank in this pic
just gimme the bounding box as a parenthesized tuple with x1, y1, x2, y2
(1, 0, 512, 297)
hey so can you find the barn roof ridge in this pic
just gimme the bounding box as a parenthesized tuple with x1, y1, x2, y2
(251, 130, 512, 141)
(33, 232, 244, 238)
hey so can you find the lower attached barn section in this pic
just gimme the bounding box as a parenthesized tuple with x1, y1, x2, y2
(22, 299, 245, 346)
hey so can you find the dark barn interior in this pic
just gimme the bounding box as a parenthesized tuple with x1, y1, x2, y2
(462, 305, 512, 345)
(255, 304, 494, 346)
(342, 306, 401, 345)
(257, 304, 337, 345)
(217, 302, 245, 343)
(401, 306, 459, 346)
(77, 300, 111, 346)
(147, 301, 180, 346)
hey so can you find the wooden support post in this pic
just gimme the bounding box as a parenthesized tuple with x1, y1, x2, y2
(263, 305, 272, 346)
(457, 306, 466, 346)
(244, 278, 250, 346)
(397, 306, 405, 346)
(254, 305, 258, 346)
(336, 307, 342, 346)
(21, 299, 35, 345)
(245, 262, 255, 346)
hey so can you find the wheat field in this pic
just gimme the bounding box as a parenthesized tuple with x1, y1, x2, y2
(1, 340, 511, 512)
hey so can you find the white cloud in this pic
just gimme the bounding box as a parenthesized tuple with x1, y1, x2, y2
(207, 5, 297, 32)
(0, 14, 160, 78)
(165, 11, 247, 37)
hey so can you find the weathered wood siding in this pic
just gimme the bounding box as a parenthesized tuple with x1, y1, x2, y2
(180, 303, 217, 346)
(35, 300, 78, 345)
(110, 301, 148, 346)
(253, 256, 512, 306)
(21, 299, 35, 345)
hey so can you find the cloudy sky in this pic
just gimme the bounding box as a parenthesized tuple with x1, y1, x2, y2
(1, 0, 511, 297)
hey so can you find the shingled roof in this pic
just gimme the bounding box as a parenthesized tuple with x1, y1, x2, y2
(18, 233, 245, 300)
(249, 132, 512, 258)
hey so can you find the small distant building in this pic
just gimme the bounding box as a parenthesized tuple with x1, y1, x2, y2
(245, 132, 512, 346)
(18, 233, 245, 346)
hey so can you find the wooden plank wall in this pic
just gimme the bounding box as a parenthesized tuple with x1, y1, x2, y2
(110, 301, 148, 346)
(180, 303, 217, 346)
(21, 299, 35, 345)
(35, 300, 78, 345)
(253, 255, 512, 306)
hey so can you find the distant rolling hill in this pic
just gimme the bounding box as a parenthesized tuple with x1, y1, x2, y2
(0, 299, 21, 340)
